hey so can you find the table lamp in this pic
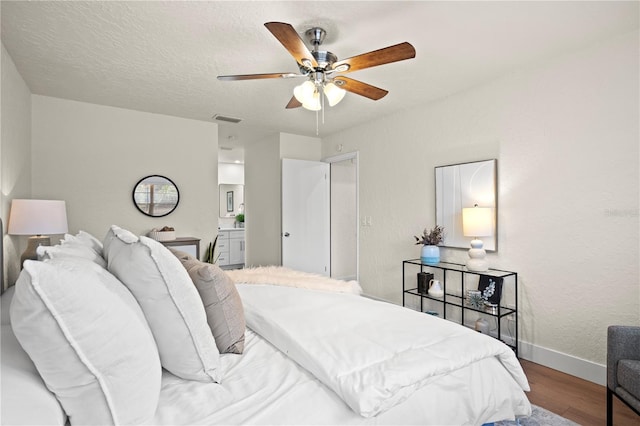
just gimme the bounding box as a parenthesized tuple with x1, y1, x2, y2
(462, 204, 493, 271)
(8, 199, 68, 267)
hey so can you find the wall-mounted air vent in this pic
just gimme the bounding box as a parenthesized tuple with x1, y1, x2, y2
(212, 114, 242, 124)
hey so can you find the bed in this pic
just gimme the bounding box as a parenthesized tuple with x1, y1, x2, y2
(1, 225, 531, 425)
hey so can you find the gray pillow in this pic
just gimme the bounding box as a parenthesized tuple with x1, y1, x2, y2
(173, 251, 245, 354)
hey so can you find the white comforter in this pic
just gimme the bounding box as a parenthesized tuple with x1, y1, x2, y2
(1, 282, 531, 425)
(237, 284, 530, 418)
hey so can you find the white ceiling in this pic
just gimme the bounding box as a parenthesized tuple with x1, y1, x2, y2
(2, 1, 638, 163)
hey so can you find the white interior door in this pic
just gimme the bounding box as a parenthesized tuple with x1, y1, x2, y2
(282, 158, 330, 275)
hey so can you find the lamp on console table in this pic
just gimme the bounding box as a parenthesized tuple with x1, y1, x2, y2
(8, 199, 68, 267)
(462, 204, 493, 272)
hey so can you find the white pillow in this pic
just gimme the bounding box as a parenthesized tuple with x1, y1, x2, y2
(104, 225, 221, 382)
(1, 325, 67, 426)
(37, 242, 107, 268)
(62, 230, 104, 256)
(9, 258, 161, 425)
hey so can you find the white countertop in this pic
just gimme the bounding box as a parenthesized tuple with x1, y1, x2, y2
(219, 228, 245, 231)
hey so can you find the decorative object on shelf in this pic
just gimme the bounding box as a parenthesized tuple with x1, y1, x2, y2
(484, 302, 499, 315)
(462, 204, 492, 271)
(427, 279, 444, 298)
(8, 199, 68, 267)
(235, 213, 245, 229)
(148, 226, 175, 242)
(475, 317, 489, 334)
(466, 290, 484, 309)
(417, 272, 434, 294)
(132, 175, 179, 217)
(420, 245, 439, 265)
(478, 275, 503, 305)
(414, 225, 444, 264)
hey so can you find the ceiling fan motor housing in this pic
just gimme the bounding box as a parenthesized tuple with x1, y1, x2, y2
(305, 27, 326, 47)
(312, 51, 337, 70)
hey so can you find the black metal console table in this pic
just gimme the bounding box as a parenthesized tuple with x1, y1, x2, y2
(402, 259, 519, 356)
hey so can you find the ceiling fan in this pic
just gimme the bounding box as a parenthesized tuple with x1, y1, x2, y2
(217, 22, 416, 111)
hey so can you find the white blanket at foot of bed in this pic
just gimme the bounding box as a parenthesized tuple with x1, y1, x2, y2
(237, 284, 530, 418)
(226, 266, 362, 294)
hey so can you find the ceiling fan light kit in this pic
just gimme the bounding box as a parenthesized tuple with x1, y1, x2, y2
(217, 22, 416, 129)
(323, 82, 346, 107)
(294, 80, 321, 111)
(293, 78, 346, 110)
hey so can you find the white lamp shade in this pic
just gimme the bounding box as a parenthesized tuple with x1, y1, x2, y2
(462, 206, 492, 237)
(8, 199, 68, 236)
(323, 82, 346, 106)
(293, 81, 316, 104)
(302, 91, 321, 111)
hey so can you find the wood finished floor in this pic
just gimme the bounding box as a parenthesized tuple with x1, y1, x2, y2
(520, 359, 638, 425)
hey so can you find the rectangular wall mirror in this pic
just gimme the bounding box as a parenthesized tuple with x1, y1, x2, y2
(219, 184, 244, 218)
(435, 159, 497, 251)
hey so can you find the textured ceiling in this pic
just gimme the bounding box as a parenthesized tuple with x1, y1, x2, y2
(2, 1, 638, 159)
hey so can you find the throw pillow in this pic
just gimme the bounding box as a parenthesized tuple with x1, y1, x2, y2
(173, 251, 246, 354)
(62, 230, 104, 256)
(104, 225, 221, 382)
(36, 242, 107, 269)
(10, 258, 161, 425)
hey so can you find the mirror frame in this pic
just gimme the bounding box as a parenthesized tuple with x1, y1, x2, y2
(435, 159, 497, 251)
(132, 175, 180, 217)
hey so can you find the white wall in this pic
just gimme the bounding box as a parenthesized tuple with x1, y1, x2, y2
(244, 133, 280, 266)
(331, 158, 357, 280)
(1, 44, 32, 287)
(280, 133, 322, 160)
(219, 163, 244, 185)
(322, 30, 639, 383)
(31, 96, 218, 258)
(244, 132, 321, 267)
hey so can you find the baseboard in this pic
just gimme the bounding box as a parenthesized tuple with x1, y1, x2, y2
(518, 340, 606, 386)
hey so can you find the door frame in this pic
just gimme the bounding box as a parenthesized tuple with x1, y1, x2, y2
(324, 151, 359, 282)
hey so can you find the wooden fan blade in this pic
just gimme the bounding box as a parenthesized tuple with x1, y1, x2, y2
(332, 42, 416, 73)
(217, 72, 299, 81)
(286, 96, 302, 109)
(334, 76, 388, 100)
(265, 22, 318, 69)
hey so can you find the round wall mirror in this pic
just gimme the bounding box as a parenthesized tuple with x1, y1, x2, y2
(132, 175, 180, 217)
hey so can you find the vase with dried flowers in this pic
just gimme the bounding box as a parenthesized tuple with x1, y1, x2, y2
(414, 225, 444, 265)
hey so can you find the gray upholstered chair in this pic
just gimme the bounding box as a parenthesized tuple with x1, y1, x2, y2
(607, 325, 640, 425)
